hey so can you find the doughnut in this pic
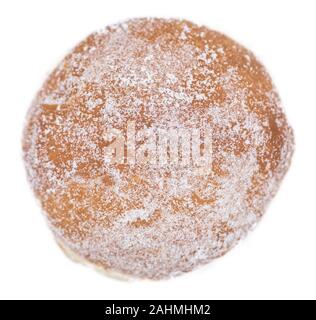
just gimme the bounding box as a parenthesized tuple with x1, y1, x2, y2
(22, 18, 294, 279)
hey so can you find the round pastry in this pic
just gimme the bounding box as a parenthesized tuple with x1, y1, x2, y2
(23, 18, 294, 279)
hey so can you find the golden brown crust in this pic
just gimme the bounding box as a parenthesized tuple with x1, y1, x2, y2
(23, 18, 294, 279)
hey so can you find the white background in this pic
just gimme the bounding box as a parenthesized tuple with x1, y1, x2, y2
(0, 0, 315, 300)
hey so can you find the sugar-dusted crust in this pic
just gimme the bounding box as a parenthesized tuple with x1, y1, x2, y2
(23, 18, 294, 279)
(56, 238, 131, 281)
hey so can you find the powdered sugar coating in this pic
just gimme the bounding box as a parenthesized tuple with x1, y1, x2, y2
(23, 18, 294, 279)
